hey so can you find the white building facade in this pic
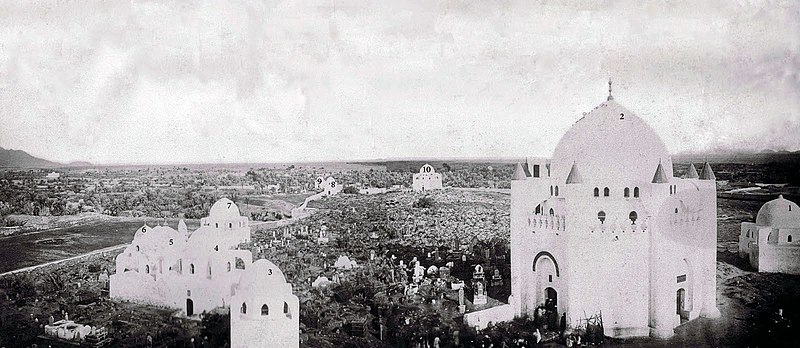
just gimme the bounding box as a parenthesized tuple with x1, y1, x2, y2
(738, 195, 800, 274)
(110, 198, 254, 316)
(230, 259, 299, 348)
(412, 164, 443, 192)
(509, 95, 720, 338)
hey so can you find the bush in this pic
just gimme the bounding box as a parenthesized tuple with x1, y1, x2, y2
(412, 196, 435, 209)
(343, 186, 359, 194)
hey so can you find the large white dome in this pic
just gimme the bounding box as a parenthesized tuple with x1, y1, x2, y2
(551, 100, 673, 185)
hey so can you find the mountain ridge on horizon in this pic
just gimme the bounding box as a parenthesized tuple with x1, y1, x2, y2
(1, 146, 798, 169)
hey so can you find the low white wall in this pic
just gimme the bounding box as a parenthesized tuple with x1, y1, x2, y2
(463, 304, 514, 330)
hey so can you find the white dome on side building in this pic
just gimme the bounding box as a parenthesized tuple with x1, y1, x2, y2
(756, 195, 800, 229)
(209, 198, 241, 220)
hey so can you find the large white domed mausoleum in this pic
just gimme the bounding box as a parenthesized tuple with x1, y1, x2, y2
(508, 84, 720, 338)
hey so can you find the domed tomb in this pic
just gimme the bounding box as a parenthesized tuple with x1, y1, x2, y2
(550, 100, 673, 185)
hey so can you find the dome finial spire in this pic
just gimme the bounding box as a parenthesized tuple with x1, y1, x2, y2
(607, 78, 614, 101)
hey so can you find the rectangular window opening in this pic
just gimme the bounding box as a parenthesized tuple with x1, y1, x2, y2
(677, 274, 686, 283)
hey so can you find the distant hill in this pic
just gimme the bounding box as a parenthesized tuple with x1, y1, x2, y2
(0, 147, 91, 168)
(673, 150, 800, 165)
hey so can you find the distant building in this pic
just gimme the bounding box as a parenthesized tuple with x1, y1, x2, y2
(230, 259, 299, 348)
(46, 171, 60, 180)
(412, 164, 443, 192)
(323, 177, 341, 196)
(503, 87, 719, 338)
(110, 198, 253, 316)
(738, 195, 800, 274)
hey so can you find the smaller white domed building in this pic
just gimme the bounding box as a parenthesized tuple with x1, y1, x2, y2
(230, 259, 299, 348)
(739, 195, 800, 274)
(412, 164, 443, 192)
(323, 177, 342, 196)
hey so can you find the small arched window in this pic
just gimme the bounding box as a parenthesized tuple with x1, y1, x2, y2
(229, 223, 232, 228)
(629, 211, 638, 224)
(634, 187, 640, 198)
(549, 208, 554, 216)
(670, 186, 673, 195)
(190, 264, 195, 274)
(261, 304, 269, 316)
(535, 204, 541, 214)
(241, 303, 247, 314)
(215, 223, 218, 228)
(145, 265, 150, 273)
(603, 187, 610, 197)
(789, 235, 793, 243)
(550, 186, 554, 196)
(227, 262, 232, 272)
(554, 186, 559, 196)
(136, 245, 140, 252)
(594, 187, 599, 197)
(284, 302, 289, 316)
(598, 211, 606, 224)
(675, 208, 679, 214)
(624, 188, 630, 198)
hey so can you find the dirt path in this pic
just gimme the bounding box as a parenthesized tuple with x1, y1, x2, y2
(0, 243, 128, 277)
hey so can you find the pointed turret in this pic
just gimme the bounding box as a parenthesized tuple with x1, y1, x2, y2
(651, 161, 670, 184)
(565, 162, 583, 184)
(686, 163, 699, 179)
(699, 161, 716, 180)
(178, 219, 188, 234)
(513, 163, 527, 180)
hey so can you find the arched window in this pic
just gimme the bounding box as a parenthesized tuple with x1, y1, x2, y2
(598, 211, 606, 224)
(554, 186, 559, 196)
(624, 188, 630, 197)
(594, 187, 599, 197)
(190, 264, 195, 274)
(136, 245, 140, 252)
(241, 303, 247, 314)
(229, 223, 232, 228)
(634, 187, 640, 198)
(629, 211, 638, 224)
(215, 223, 218, 228)
(284, 302, 290, 316)
(261, 304, 269, 316)
(145, 265, 150, 273)
(603, 187, 610, 197)
(675, 208, 679, 214)
(549, 208, 554, 216)
(235, 258, 246, 270)
(535, 204, 541, 214)
(227, 262, 232, 272)
(550, 186, 554, 196)
(670, 186, 673, 194)
(789, 235, 793, 243)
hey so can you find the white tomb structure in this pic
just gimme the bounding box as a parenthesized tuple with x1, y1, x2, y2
(323, 177, 342, 196)
(509, 87, 719, 338)
(738, 195, 800, 274)
(412, 164, 443, 192)
(231, 259, 299, 348)
(110, 198, 254, 316)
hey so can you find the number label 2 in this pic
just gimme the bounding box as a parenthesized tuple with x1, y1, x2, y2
(619, 113, 625, 120)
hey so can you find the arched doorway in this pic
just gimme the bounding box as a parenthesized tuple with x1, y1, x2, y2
(186, 298, 194, 316)
(676, 289, 688, 323)
(545, 287, 557, 310)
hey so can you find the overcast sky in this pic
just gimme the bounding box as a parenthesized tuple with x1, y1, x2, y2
(1, 0, 798, 164)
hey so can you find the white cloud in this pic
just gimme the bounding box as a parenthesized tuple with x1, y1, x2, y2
(0, 0, 798, 164)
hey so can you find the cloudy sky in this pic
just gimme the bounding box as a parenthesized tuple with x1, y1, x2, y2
(1, 0, 798, 164)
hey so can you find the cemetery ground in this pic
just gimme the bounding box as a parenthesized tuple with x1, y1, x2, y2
(1, 190, 799, 347)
